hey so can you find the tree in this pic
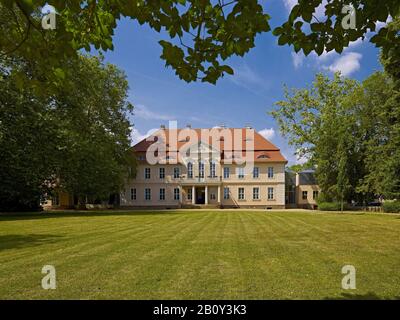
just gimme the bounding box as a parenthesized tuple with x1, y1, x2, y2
(272, 67, 400, 203)
(287, 163, 313, 173)
(0, 0, 398, 86)
(0, 62, 60, 210)
(55, 55, 135, 204)
(355, 71, 400, 199)
(374, 17, 400, 86)
(0, 54, 135, 210)
(271, 73, 367, 203)
(274, 1, 399, 55)
(336, 134, 351, 211)
(0, 0, 270, 86)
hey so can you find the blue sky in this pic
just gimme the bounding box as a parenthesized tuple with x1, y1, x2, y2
(100, 0, 384, 164)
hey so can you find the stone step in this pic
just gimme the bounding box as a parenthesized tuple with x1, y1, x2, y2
(181, 204, 221, 209)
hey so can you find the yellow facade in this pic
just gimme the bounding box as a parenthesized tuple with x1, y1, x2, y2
(121, 162, 286, 209)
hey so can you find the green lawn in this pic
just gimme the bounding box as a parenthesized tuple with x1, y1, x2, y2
(0, 210, 399, 299)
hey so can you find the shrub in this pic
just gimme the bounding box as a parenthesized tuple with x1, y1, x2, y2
(316, 192, 334, 203)
(318, 202, 341, 211)
(383, 201, 400, 213)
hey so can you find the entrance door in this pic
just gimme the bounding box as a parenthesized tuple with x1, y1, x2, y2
(196, 188, 205, 204)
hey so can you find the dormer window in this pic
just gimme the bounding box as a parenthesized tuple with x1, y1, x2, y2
(178, 136, 190, 142)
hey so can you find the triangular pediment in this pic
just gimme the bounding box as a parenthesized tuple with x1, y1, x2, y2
(180, 141, 220, 164)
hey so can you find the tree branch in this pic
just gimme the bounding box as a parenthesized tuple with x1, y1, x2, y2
(0, 14, 31, 57)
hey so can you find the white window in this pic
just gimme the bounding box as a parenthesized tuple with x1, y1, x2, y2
(302, 191, 308, 200)
(224, 187, 230, 200)
(145, 188, 151, 200)
(159, 188, 165, 200)
(159, 167, 165, 179)
(144, 167, 151, 179)
(174, 167, 180, 179)
(210, 161, 216, 178)
(210, 193, 216, 200)
(253, 187, 260, 200)
(268, 187, 274, 200)
(238, 187, 245, 200)
(131, 188, 136, 200)
(268, 167, 274, 178)
(237, 167, 245, 179)
(52, 194, 60, 206)
(174, 188, 180, 200)
(199, 162, 205, 178)
(223, 167, 230, 179)
(253, 167, 259, 178)
(313, 190, 319, 200)
(187, 188, 192, 200)
(187, 162, 193, 178)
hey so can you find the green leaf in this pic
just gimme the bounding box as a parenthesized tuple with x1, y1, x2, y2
(289, 5, 301, 23)
(272, 27, 283, 36)
(221, 65, 234, 75)
(302, 10, 313, 23)
(53, 68, 65, 80)
(278, 34, 289, 46)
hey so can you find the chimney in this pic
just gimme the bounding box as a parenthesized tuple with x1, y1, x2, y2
(160, 124, 166, 130)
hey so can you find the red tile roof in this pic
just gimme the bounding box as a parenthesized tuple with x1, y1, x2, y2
(132, 128, 287, 163)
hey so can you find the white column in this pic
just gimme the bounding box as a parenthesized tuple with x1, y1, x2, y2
(192, 186, 195, 205)
(217, 185, 221, 203)
(205, 186, 208, 204)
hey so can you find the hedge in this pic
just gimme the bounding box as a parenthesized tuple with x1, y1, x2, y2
(383, 201, 400, 213)
(318, 202, 342, 211)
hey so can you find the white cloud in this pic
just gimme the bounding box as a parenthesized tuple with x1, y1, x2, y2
(130, 128, 158, 145)
(282, 0, 297, 12)
(282, 0, 327, 19)
(258, 128, 275, 141)
(134, 104, 174, 121)
(314, 0, 328, 19)
(230, 64, 265, 88)
(291, 52, 304, 69)
(313, 38, 364, 62)
(296, 154, 309, 165)
(295, 148, 310, 165)
(283, 0, 366, 77)
(228, 63, 270, 98)
(326, 52, 362, 77)
(316, 50, 336, 62)
(41, 4, 56, 13)
(376, 16, 392, 31)
(348, 38, 364, 49)
(299, 39, 365, 76)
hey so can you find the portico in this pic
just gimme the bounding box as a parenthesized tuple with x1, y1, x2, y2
(185, 185, 221, 205)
